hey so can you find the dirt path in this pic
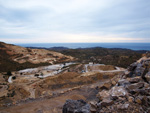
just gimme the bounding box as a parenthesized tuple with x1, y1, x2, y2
(84, 64, 125, 74)
(0, 80, 107, 113)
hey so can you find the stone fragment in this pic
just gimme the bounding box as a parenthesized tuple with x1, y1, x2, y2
(63, 99, 90, 113)
(135, 97, 142, 104)
(117, 103, 129, 110)
(111, 80, 117, 86)
(118, 79, 130, 86)
(128, 62, 138, 72)
(124, 70, 130, 75)
(147, 108, 150, 113)
(100, 98, 114, 107)
(128, 96, 134, 103)
(134, 63, 145, 76)
(96, 90, 110, 101)
(129, 77, 141, 84)
(99, 82, 112, 90)
(126, 82, 144, 91)
(110, 86, 128, 98)
(145, 71, 150, 83)
(89, 101, 97, 113)
(144, 82, 150, 88)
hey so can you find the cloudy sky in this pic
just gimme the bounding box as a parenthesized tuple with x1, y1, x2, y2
(0, 0, 150, 43)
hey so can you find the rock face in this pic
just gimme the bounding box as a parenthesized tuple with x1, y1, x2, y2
(63, 56, 150, 113)
(63, 99, 90, 113)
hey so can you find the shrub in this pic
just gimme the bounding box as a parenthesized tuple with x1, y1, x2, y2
(35, 74, 39, 77)
(7, 71, 12, 76)
(12, 76, 16, 80)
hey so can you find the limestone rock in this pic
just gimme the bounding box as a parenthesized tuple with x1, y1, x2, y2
(99, 82, 112, 90)
(128, 62, 138, 72)
(96, 90, 110, 101)
(135, 97, 142, 104)
(117, 103, 129, 110)
(99, 98, 114, 107)
(111, 80, 117, 86)
(110, 86, 128, 98)
(126, 82, 144, 92)
(117, 79, 130, 86)
(145, 71, 150, 83)
(129, 77, 141, 83)
(89, 101, 97, 113)
(134, 63, 145, 76)
(128, 96, 134, 103)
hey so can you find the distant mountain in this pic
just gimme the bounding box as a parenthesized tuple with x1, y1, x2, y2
(0, 42, 74, 72)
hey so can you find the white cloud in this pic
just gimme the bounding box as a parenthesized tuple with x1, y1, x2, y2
(0, 0, 150, 43)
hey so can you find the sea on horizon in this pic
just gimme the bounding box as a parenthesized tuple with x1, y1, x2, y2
(16, 43, 150, 51)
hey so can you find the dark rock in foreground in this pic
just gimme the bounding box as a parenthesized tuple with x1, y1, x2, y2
(63, 99, 90, 113)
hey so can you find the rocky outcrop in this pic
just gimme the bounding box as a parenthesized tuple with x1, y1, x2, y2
(63, 56, 150, 113)
(96, 56, 150, 112)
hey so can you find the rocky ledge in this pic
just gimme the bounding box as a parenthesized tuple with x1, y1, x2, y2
(63, 56, 150, 113)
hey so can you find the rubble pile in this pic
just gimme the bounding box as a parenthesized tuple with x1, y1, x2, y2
(63, 56, 150, 113)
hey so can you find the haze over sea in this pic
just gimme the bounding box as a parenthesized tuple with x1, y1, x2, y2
(17, 43, 150, 51)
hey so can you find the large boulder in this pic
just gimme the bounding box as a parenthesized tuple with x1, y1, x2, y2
(63, 99, 91, 113)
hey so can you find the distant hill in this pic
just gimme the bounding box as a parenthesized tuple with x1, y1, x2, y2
(27, 46, 144, 68)
(0, 42, 74, 72)
(28, 46, 69, 51)
(56, 47, 143, 68)
(0, 42, 147, 72)
(48, 47, 69, 51)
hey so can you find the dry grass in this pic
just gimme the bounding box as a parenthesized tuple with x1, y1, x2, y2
(36, 71, 117, 92)
(98, 65, 116, 71)
(88, 65, 116, 71)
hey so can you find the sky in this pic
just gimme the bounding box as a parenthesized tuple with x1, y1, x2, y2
(0, 0, 150, 43)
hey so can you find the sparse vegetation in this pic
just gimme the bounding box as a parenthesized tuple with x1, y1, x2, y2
(7, 71, 12, 76)
(57, 47, 142, 68)
(12, 76, 16, 80)
(37, 71, 120, 91)
(34, 74, 39, 77)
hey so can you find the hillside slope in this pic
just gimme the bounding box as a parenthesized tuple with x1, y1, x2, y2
(0, 42, 74, 72)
